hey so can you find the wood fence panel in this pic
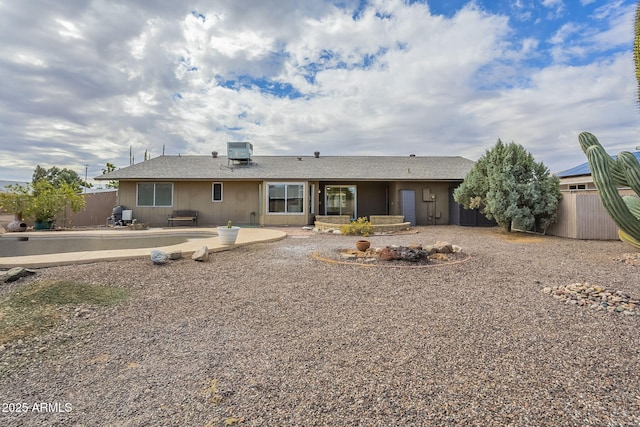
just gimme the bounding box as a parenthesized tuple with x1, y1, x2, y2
(548, 189, 637, 240)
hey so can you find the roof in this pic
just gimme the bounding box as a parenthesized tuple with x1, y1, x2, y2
(95, 155, 475, 182)
(557, 152, 640, 178)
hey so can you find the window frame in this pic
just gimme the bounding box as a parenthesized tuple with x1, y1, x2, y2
(212, 182, 223, 202)
(324, 185, 357, 217)
(266, 182, 305, 215)
(136, 182, 173, 207)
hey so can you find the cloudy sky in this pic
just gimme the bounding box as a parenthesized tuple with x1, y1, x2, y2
(0, 0, 638, 184)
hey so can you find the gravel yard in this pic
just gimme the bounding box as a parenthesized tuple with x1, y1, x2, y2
(1, 225, 639, 426)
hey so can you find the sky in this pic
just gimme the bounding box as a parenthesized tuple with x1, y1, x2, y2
(0, 0, 638, 185)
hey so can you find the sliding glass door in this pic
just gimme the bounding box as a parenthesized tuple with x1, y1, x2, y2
(325, 186, 356, 218)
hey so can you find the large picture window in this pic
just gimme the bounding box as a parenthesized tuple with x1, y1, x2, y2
(137, 182, 173, 207)
(267, 183, 304, 214)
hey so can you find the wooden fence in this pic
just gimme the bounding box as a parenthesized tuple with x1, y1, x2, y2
(546, 189, 636, 240)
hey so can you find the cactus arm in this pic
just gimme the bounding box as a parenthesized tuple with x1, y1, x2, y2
(586, 144, 640, 238)
(578, 132, 628, 186)
(623, 196, 640, 220)
(619, 229, 640, 250)
(617, 151, 640, 195)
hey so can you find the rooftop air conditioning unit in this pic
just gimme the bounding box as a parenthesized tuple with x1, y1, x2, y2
(227, 142, 253, 161)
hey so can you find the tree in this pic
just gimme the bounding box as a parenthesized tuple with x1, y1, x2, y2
(32, 165, 90, 193)
(0, 183, 32, 220)
(26, 180, 85, 227)
(454, 139, 561, 232)
(101, 162, 119, 189)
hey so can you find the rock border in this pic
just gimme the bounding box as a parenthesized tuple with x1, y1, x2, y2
(543, 283, 640, 316)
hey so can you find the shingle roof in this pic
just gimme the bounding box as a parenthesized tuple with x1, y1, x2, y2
(556, 152, 640, 178)
(95, 155, 475, 181)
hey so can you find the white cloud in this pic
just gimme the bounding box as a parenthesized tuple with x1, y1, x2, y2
(0, 0, 636, 183)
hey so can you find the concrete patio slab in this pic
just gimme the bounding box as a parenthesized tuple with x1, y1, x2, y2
(0, 227, 287, 269)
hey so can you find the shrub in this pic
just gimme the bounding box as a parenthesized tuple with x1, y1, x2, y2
(340, 217, 372, 236)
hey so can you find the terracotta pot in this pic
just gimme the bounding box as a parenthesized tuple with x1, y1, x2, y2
(356, 239, 370, 251)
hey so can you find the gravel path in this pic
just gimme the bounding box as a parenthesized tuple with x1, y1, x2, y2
(0, 225, 639, 426)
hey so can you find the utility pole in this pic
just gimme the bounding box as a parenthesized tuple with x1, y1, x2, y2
(84, 164, 89, 193)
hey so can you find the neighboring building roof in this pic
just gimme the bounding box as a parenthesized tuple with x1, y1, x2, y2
(557, 152, 640, 178)
(95, 155, 476, 182)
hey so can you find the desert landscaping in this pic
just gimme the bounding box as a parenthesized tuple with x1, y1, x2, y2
(0, 225, 639, 426)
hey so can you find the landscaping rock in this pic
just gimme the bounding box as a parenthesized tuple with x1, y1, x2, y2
(3, 267, 36, 283)
(423, 245, 436, 255)
(6, 221, 27, 232)
(379, 246, 428, 262)
(168, 250, 182, 260)
(433, 241, 453, 254)
(192, 246, 209, 262)
(542, 282, 640, 315)
(379, 247, 398, 261)
(150, 250, 168, 265)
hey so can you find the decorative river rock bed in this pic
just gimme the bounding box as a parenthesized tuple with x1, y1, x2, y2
(314, 240, 470, 267)
(543, 283, 640, 316)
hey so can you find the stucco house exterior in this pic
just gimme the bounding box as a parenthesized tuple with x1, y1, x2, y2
(96, 144, 476, 227)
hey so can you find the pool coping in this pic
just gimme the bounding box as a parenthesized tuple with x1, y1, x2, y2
(0, 227, 287, 269)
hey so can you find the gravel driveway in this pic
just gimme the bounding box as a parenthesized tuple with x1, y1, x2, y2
(1, 225, 639, 426)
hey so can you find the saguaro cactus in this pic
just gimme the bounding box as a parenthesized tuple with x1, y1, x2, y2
(579, 132, 640, 249)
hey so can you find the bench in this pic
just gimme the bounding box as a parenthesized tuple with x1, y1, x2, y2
(167, 210, 198, 226)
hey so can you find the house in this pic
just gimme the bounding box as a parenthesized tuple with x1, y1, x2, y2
(546, 152, 640, 240)
(95, 143, 476, 227)
(555, 152, 640, 191)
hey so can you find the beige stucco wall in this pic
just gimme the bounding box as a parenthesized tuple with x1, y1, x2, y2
(117, 179, 458, 227)
(118, 181, 260, 226)
(388, 181, 452, 225)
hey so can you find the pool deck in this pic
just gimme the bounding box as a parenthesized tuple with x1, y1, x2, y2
(0, 227, 287, 269)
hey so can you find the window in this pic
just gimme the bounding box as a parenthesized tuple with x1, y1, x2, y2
(212, 182, 223, 202)
(267, 183, 304, 214)
(569, 184, 586, 190)
(137, 182, 173, 207)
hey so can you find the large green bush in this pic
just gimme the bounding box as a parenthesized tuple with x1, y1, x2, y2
(454, 139, 561, 232)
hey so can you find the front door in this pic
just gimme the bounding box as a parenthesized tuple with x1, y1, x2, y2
(401, 189, 416, 226)
(325, 186, 356, 218)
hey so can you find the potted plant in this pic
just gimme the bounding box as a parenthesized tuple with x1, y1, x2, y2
(217, 220, 240, 245)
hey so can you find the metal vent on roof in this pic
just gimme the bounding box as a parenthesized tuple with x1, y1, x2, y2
(227, 142, 253, 161)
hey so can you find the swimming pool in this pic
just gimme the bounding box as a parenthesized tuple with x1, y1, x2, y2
(0, 229, 217, 257)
